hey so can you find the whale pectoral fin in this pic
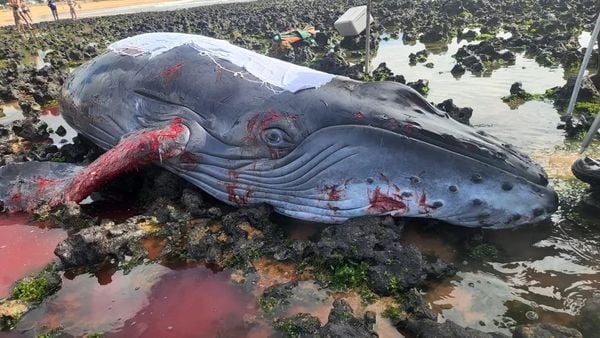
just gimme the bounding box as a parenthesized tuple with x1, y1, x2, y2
(0, 161, 83, 212)
(56, 117, 190, 204)
(0, 118, 190, 213)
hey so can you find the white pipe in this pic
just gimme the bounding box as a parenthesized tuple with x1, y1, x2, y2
(572, 12, 600, 152)
(365, 0, 372, 74)
(567, 12, 600, 118)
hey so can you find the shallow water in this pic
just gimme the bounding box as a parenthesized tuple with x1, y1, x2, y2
(0, 214, 66, 299)
(0, 102, 78, 146)
(15, 264, 261, 337)
(373, 30, 600, 334)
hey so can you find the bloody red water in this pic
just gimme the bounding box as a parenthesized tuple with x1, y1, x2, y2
(16, 265, 259, 337)
(110, 268, 257, 337)
(0, 214, 67, 298)
(40, 105, 60, 116)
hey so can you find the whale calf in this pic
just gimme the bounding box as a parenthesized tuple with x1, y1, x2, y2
(0, 33, 558, 228)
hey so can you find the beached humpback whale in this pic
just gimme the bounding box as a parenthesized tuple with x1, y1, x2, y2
(0, 33, 558, 228)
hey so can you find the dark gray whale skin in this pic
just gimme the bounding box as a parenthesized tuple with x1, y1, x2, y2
(57, 35, 558, 228)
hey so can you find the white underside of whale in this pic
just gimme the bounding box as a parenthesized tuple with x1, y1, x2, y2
(108, 32, 335, 93)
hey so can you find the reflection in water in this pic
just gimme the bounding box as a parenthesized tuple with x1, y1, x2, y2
(0, 103, 77, 146)
(373, 31, 568, 151)
(0, 214, 66, 299)
(424, 206, 600, 334)
(16, 264, 259, 337)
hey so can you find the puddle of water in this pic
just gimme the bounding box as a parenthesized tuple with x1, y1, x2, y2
(373, 31, 567, 152)
(0, 214, 67, 299)
(15, 264, 259, 337)
(0, 103, 78, 146)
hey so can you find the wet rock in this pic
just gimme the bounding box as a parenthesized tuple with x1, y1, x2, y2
(461, 54, 486, 74)
(398, 318, 509, 338)
(513, 323, 582, 338)
(510, 82, 528, 97)
(0, 300, 29, 331)
(259, 281, 298, 314)
(45, 202, 98, 230)
(295, 46, 315, 63)
(407, 79, 430, 96)
(420, 24, 448, 43)
(547, 76, 600, 111)
(54, 217, 150, 268)
(180, 188, 205, 217)
(578, 294, 600, 337)
(11, 118, 50, 143)
(318, 299, 377, 337)
(451, 64, 466, 77)
(436, 99, 473, 125)
(18, 100, 41, 117)
(316, 217, 454, 295)
(372, 62, 394, 81)
(404, 288, 437, 320)
(273, 313, 321, 337)
(409, 50, 429, 65)
(55, 126, 67, 137)
(340, 31, 379, 51)
(10, 270, 62, 303)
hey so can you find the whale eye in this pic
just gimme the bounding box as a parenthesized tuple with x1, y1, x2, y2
(262, 128, 291, 147)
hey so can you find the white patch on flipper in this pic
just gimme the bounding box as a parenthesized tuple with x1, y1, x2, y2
(108, 32, 335, 93)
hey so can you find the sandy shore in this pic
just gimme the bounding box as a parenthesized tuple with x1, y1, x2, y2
(0, 0, 183, 27)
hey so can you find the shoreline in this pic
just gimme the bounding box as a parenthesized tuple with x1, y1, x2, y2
(0, 0, 253, 27)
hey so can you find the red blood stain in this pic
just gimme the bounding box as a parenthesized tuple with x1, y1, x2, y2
(226, 184, 252, 205)
(246, 114, 260, 134)
(36, 177, 56, 194)
(57, 118, 186, 204)
(402, 123, 416, 135)
(229, 170, 240, 180)
(368, 187, 408, 214)
(161, 63, 183, 83)
(322, 185, 342, 201)
(353, 112, 365, 121)
(385, 118, 400, 130)
(268, 146, 281, 159)
(10, 192, 23, 204)
(260, 111, 282, 130)
(417, 191, 435, 214)
(40, 105, 60, 116)
(36, 177, 56, 188)
(0, 214, 66, 298)
(179, 151, 201, 164)
(111, 268, 257, 337)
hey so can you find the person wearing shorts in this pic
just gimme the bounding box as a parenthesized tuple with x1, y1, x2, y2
(48, 0, 59, 21)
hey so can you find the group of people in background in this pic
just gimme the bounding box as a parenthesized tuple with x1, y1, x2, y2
(9, 0, 79, 34)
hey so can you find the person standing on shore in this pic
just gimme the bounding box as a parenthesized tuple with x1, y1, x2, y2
(20, 1, 33, 23)
(8, 0, 30, 33)
(48, 0, 59, 21)
(67, 0, 78, 20)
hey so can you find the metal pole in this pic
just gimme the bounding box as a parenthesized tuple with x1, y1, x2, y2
(566, 11, 600, 118)
(365, 0, 372, 74)
(577, 12, 600, 152)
